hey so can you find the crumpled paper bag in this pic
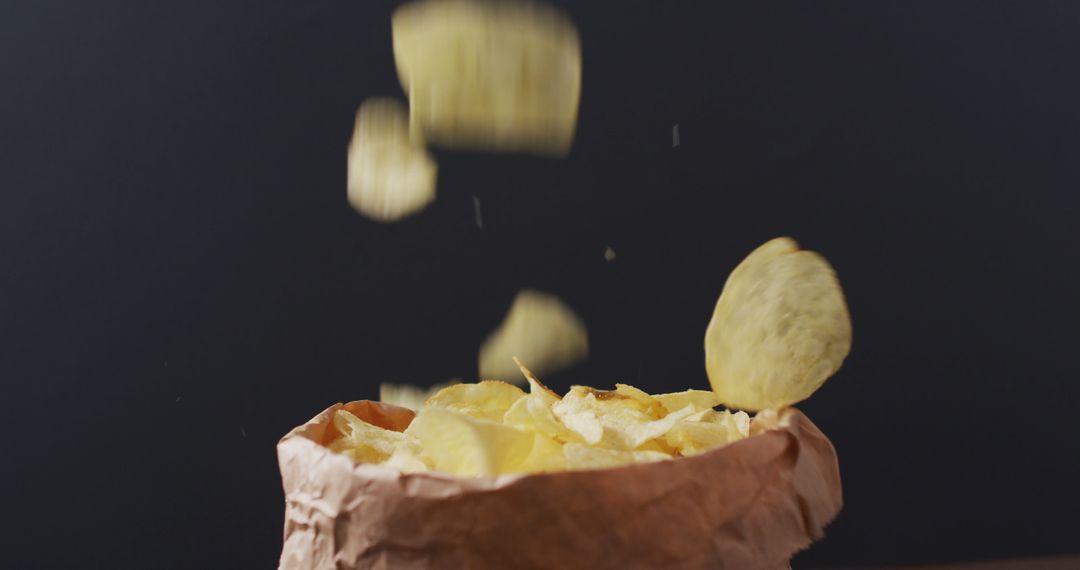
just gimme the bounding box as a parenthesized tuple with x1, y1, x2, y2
(277, 401, 841, 570)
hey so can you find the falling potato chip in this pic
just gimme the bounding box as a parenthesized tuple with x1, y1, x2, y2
(705, 237, 852, 411)
(563, 442, 671, 470)
(406, 407, 534, 476)
(653, 390, 719, 415)
(328, 409, 411, 464)
(478, 290, 588, 384)
(392, 0, 582, 156)
(347, 97, 438, 222)
(424, 380, 526, 422)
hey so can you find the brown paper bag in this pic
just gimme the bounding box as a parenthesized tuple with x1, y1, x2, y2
(277, 401, 841, 570)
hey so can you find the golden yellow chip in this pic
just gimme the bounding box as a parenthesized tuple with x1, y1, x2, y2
(502, 364, 582, 443)
(329, 409, 411, 464)
(392, 0, 582, 156)
(704, 237, 852, 411)
(383, 445, 432, 473)
(553, 386, 696, 450)
(379, 381, 457, 411)
(423, 380, 525, 422)
(664, 409, 751, 456)
(614, 383, 666, 419)
(514, 432, 566, 473)
(478, 290, 588, 384)
(653, 390, 719, 415)
(346, 98, 437, 222)
(405, 407, 533, 476)
(562, 443, 671, 470)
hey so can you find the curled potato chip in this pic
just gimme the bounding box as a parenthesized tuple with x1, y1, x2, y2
(504, 361, 581, 443)
(515, 432, 566, 473)
(665, 409, 751, 456)
(653, 390, 719, 415)
(562, 443, 671, 470)
(328, 409, 412, 464)
(614, 383, 667, 419)
(392, 0, 582, 156)
(553, 386, 695, 450)
(705, 237, 852, 411)
(424, 380, 525, 422)
(406, 407, 534, 476)
(347, 98, 437, 222)
(383, 447, 431, 473)
(478, 290, 588, 384)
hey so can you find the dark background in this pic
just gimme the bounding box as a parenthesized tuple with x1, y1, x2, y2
(3, 1, 1079, 568)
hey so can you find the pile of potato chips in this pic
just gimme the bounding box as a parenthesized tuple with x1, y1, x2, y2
(330, 236, 852, 476)
(331, 361, 750, 476)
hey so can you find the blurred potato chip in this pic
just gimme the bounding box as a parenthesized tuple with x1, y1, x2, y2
(563, 443, 671, 470)
(553, 386, 696, 450)
(383, 444, 432, 473)
(347, 97, 437, 222)
(379, 381, 458, 411)
(614, 383, 667, 419)
(653, 390, 719, 415)
(665, 409, 751, 456)
(406, 407, 534, 476)
(705, 237, 852, 411)
(515, 432, 566, 473)
(503, 377, 581, 443)
(424, 380, 526, 422)
(392, 0, 582, 155)
(478, 290, 588, 384)
(329, 409, 412, 464)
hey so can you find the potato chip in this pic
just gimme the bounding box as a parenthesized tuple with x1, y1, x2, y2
(383, 444, 432, 473)
(665, 409, 751, 456)
(551, 403, 604, 445)
(513, 357, 560, 401)
(392, 0, 582, 156)
(562, 443, 671, 470)
(614, 383, 666, 419)
(424, 380, 525, 422)
(553, 386, 696, 450)
(329, 409, 411, 464)
(347, 98, 437, 222)
(478, 290, 588, 384)
(514, 432, 566, 473)
(379, 381, 457, 411)
(728, 410, 751, 438)
(705, 237, 852, 411)
(653, 390, 719, 415)
(503, 362, 581, 443)
(406, 407, 534, 476)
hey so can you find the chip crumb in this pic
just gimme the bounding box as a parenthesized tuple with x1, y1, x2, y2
(604, 247, 616, 261)
(672, 124, 680, 147)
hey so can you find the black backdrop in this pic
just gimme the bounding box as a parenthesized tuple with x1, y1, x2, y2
(3, 1, 1079, 568)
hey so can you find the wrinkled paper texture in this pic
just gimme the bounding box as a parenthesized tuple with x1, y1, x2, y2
(278, 401, 841, 570)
